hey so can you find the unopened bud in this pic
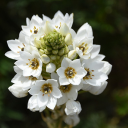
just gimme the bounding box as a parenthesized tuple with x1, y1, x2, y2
(52, 49, 58, 54)
(44, 21, 53, 34)
(68, 50, 77, 59)
(41, 54, 50, 64)
(34, 39, 41, 48)
(58, 48, 64, 56)
(65, 33, 72, 45)
(46, 63, 56, 73)
(50, 55, 57, 60)
(64, 46, 69, 54)
(60, 23, 70, 36)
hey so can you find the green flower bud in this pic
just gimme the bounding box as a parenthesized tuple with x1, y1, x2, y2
(52, 49, 58, 54)
(34, 39, 41, 48)
(50, 55, 57, 60)
(64, 45, 69, 54)
(65, 33, 72, 45)
(58, 48, 64, 56)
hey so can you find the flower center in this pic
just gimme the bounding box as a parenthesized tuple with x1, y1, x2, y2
(30, 26, 38, 34)
(41, 83, 53, 94)
(83, 68, 94, 80)
(78, 42, 88, 55)
(29, 58, 39, 70)
(64, 67, 76, 79)
(60, 84, 72, 93)
(29, 76, 37, 81)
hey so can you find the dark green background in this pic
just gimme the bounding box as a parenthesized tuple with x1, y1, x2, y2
(0, 0, 128, 127)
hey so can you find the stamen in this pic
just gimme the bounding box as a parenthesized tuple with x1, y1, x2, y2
(64, 67, 76, 79)
(60, 84, 72, 93)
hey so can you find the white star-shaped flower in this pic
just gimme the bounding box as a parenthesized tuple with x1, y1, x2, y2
(5, 32, 29, 60)
(51, 72, 83, 106)
(82, 59, 108, 86)
(12, 66, 43, 90)
(28, 79, 62, 111)
(57, 57, 87, 85)
(15, 50, 42, 77)
(22, 15, 43, 37)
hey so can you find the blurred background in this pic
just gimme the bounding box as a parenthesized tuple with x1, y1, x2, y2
(0, 0, 128, 128)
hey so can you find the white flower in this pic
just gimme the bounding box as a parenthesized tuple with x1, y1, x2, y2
(65, 100, 81, 115)
(64, 114, 80, 127)
(73, 23, 100, 59)
(57, 83, 83, 106)
(12, 66, 43, 90)
(82, 59, 108, 86)
(8, 84, 28, 98)
(5, 32, 29, 60)
(51, 72, 83, 106)
(22, 15, 43, 37)
(15, 50, 42, 77)
(57, 57, 87, 85)
(28, 79, 62, 111)
(43, 11, 73, 30)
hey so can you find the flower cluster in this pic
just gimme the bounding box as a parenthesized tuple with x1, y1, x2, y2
(5, 11, 112, 126)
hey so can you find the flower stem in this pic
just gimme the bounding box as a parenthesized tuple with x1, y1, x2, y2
(78, 90, 86, 94)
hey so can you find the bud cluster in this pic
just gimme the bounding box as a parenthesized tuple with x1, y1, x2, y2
(38, 30, 69, 68)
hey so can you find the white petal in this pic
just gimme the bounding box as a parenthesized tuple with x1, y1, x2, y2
(76, 23, 93, 41)
(29, 81, 44, 95)
(5, 51, 20, 60)
(90, 45, 100, 59)
(47, 79, 59, 87)
(56, 67, 65, 78)
(60, 23, 70, 36)
(7, 40, 22, 53)
(67, 88, 78, 100)
(59, 77, 70, 85)
(8, 84, 28, 98)
(69, 76, 81, 85)
(82, 84, 92, 91)
(20, 51, 33, 62)
(69, 59, 81, 70)
(23, 67, 33, 76)
(44, 21, 54, 34)
(51, 86, 62, 98)
(15, 60, 28, 70)
(37, 92, 48, 107)
(57, 94, 68, 106)
(76, 68, 87, 78)
(61, 57, 71, 68)
(47, 96, 57, 110)
(14, 66, 23, 74)
(93, 54, 105, 61)
(11, 74, 21, 83)
(89, 81, 108, 95)
(28, 95, 39, 112)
